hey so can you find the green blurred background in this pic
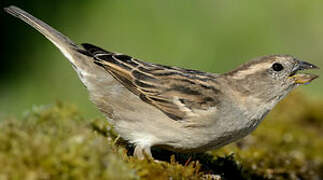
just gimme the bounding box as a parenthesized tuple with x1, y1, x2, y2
(1, 0, 323, 119)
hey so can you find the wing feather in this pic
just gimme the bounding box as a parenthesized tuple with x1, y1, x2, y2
(82, 43, 221, 120)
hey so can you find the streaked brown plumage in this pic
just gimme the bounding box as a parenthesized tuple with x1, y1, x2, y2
(5, 6, 319, 159)
(81, 43, 222, 120)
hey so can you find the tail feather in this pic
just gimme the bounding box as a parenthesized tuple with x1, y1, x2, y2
(4, 5, 78, 64)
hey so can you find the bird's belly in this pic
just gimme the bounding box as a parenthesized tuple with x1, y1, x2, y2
(197, 119, 259, 151)
(188, 106, 269, 151)
(162, 113, 262, 152)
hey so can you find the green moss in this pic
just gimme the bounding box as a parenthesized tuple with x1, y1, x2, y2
(0, 92, 322, 179)
(0, 102, 137, 180)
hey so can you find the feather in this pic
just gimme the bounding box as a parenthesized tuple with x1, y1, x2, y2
(82, 43, 221, 120)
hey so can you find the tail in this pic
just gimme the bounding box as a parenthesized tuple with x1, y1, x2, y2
(4, 5, 81, 65)
(4, 6, 136, 121)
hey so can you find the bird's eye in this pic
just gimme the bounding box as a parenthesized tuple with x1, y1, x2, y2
(272, 63, 284, 71)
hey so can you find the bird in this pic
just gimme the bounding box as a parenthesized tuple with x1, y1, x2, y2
(5, 6, 319, 160)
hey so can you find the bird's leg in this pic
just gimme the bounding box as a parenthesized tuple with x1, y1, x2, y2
(134, 145, 153, 160)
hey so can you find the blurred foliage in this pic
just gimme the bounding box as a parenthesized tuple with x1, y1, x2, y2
(0, 92, 322, 179)
(1, 0, 322, 118)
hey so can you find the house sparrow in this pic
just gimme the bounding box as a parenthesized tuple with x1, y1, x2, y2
(5, 6, 319, 160)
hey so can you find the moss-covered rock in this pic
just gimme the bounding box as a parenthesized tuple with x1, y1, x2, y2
(0, 92, 322, 180)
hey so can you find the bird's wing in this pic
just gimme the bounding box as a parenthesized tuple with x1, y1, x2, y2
(82, 43, 221, 120)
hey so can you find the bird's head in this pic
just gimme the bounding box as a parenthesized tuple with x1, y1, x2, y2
(225, 55, 319, 102)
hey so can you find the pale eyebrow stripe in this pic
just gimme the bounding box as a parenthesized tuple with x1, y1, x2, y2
(230, 63, 271, 80)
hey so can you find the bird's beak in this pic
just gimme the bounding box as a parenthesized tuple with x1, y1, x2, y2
(289, 60, 319, 84)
